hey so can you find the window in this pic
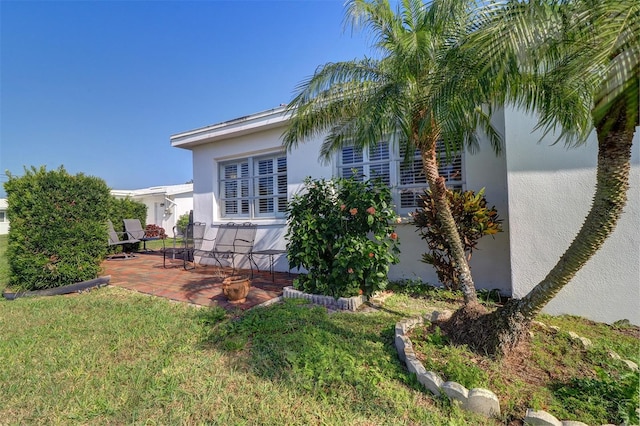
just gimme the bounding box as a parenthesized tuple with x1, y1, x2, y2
(219, 153, 287, 219)
(0, 211, 5, 222)
(337, 138, 464, 213)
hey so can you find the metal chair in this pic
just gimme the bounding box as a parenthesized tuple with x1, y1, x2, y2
(107, 219, 139, 260)
(194, 222, 258, 274)
(163, 222, 205, 270)
(123, 218, 160, 252)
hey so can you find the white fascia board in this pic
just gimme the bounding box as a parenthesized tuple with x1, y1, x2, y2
(111, 184, 193, 198)
(112, 189, 163, 197)
(170, 106, 290, 150)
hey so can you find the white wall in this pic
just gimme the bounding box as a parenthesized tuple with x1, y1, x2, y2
(505, 107, 640, 324)
(0, 200, 9, 235)
(190, 120, 512, 292)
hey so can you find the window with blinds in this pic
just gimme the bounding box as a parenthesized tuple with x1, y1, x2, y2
(219, 153, 287, 219)
(338, 139, 464, 213)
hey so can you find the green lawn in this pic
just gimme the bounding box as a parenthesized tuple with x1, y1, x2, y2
(0, 293, 490, 425)
(0, 237, 487, 425)
(0, 234, 8, 292)
(1, 235, 637, 425)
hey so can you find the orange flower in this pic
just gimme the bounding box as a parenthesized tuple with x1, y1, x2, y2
(348, 268, 354, 274)
(340, 204, 346, 211)
(368, 252, 374, 258)
(389, 232, 398, 240)
(366, 206, 376, 215)
(349, 208, 358, 216)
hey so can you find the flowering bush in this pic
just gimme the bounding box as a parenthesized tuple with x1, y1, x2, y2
(286, 176, 400, 298)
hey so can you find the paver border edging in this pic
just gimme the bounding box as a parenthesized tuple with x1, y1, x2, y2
(282, 286, 367, 311)
(394, 311, 638, 425)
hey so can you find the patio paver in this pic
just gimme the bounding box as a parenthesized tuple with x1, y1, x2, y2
(102, 252, 294, 310)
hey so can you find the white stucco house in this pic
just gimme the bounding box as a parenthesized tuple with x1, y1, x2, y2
(0, 198, 9, 235)
(170, 105, 639, 325)
(111, 184, 193, 236)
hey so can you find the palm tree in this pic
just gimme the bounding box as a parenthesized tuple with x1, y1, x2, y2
(439, 0, 639, 355)
(282, 0, 502, 306)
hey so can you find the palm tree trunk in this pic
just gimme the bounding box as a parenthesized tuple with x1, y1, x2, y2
(420, 137, 478, 305)
(448, 103, 634, 356)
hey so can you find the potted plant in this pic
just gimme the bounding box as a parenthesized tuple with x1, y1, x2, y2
(222, 275, 251, 303)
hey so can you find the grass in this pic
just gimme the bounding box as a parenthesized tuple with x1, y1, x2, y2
(0, 237, 489, 425)
(406, 305, 639, 424)
(0, 293, 495, 425)
(1, 236, 637, 425)
(0, 234, 8, 292)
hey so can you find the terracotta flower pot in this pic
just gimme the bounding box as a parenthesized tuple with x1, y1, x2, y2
(222, 275, 251, 303)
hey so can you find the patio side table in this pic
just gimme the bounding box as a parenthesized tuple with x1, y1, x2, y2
(251, 249, 287, 282)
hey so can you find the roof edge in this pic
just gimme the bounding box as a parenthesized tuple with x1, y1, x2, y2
(170, 106, 290, 149)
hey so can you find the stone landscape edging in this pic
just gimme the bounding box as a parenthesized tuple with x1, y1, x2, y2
(282, 286, 367, 311)
(394, 310, 639, 426)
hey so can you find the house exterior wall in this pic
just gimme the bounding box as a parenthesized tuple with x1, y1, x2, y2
(0, 199, 9, 235)
(504, 107, 640, 324)
(191, 126, 331, 270)
(187, 112, 512, 292)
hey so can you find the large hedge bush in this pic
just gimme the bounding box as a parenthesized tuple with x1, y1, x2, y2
(286, 176, 401, 298)
(4, 166, 112, 290)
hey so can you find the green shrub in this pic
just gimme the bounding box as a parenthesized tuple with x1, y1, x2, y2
(411, 188, 502, 290)
(4, 166, 112, 290)
(286, 176, 400, 298)
(175, 211, 191, 235)
(108, 197, 146, 232)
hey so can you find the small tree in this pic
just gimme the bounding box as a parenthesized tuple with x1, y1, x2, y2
(412, 188, 502, 290)
(286, 176, 401, 298)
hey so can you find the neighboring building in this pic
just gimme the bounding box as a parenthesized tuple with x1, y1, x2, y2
(0, 198, 9, 235)
(111, 184, 193, 236)
(170, 106, 639, 325)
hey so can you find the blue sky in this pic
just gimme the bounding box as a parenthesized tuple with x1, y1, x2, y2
(0, 0, 373, 196)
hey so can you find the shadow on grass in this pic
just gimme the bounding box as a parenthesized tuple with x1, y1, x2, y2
(197, 298, 432, 419)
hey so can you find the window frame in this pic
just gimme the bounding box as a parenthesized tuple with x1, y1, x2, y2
(218, 152, 288, 220)
(335, 136, 465, 215)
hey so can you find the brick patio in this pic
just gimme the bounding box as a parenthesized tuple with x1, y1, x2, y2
(102, 251, 295, 310)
